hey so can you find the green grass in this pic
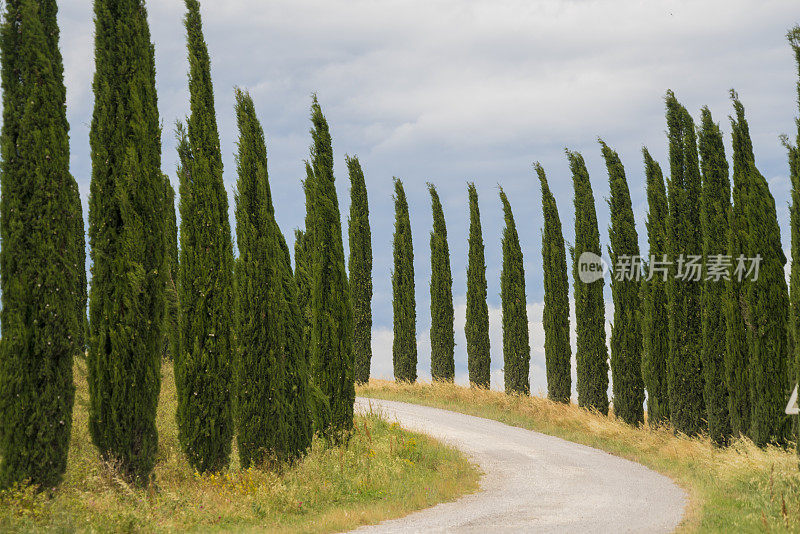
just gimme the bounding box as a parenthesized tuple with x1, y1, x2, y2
(0, 362, 479, 533)
(359, 379, 800, 533)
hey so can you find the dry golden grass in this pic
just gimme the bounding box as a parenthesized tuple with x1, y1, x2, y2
(0, 362, 479, 533)
(360, 379, 800, 533)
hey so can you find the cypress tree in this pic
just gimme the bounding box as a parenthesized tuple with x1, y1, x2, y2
(730, 92, 790, 446)
(786, 25, 800, 457)
(233, 90, 285, 465)
(164, 176, 180, 361)
(665, 91, 704, 436)
(500, 188, 530, 395)
(305, 96, 354, 438)
(0, 0, 85, 489)
(233, 89, 311, 465)
(600, 140, 644, 425)
(392, 178, 417, 382)
(428, 183, 455, 382)
(725, 99, 752, 439)
(641, 148, 670, 426)
(87, 0, 166, 484)
(174, 0, 234, 473)
(568, 150, 609, 414)
(466, 183, 491, 388)
(347, 155, 373, 384)
(698, 107, 732, 446)
(536, 163, 571, 403)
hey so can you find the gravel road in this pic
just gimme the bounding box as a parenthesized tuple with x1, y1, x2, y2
(352, 397, 686, 533)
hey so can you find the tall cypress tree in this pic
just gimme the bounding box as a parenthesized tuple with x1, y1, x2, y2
(726, 165, 752, 437)
(347, 155, 373, 384)
(88, 0, 166, 484)
(698, 107, 732, 446)
(392, 178, 417, 382)
(536, 163, 571, 403)
(568, 150, 609, 415)
(233, 89, 310, 465)
(0, 0, 85, 489)
(428, 183, 455, 382)
(500, 188, 530, 395)
(600, 140, 644, 425)
(164, 176, 180, 361)
(730, 92, 790, 446)
(305, 96, 354, 438)
(275, 226, 313, 457)
(665, 91, 704, 436)
(641, 148, 670, 426)
(174, 0, 234, 473)
(786, 25, 800, 457)
(233, 90, 286, 465)
(466, 183, 491, 388)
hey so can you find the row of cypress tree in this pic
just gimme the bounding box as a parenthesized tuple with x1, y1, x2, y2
(389, 180, 531, 395)
(536, 78, 797, 447)
(380, 31, 799, 427)
(0, 0, 360, 489)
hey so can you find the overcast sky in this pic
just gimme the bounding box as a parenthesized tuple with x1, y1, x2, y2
(53, 0, 799, 392)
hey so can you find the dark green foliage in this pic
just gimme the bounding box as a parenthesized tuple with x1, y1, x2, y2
(640, 148, 670, 426)
(664, 91, 704, 436)
(698, 107, 732, 446)
(466, 183, 491, 388)
(0, 0, 85, 489)
(500, 189, 530, 395)
(164, 176, 180, 362)
(174, 0, 234, 473)
(600, 140, 644, 426)
(87, 0, 166, 484)
(233, 89, 311, 466)
(428, 184, 455, 382)
(347, 156, 373, 385)
(730, 93, 790, 446)
(295, 228, 331, 433)
(786, 25, 800, 457)
(726, 117, 752, 439)
(567, 150, 609, 415)
(232, 91, 286, 466)
(536, 163, 571, 403)
(392, 178, 417, 383)
(295, 228, 312, 363)
(305, 96, 355, 439)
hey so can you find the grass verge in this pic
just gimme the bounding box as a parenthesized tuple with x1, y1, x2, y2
(359, 380, 800, 533)
(0, 362, 479, 533)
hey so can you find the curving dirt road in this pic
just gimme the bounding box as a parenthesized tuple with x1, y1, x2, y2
(352, 398, 686, 533)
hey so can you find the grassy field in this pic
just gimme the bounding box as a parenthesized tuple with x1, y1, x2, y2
(0, 362, 479, 533)
(359, 380, 800, 533)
